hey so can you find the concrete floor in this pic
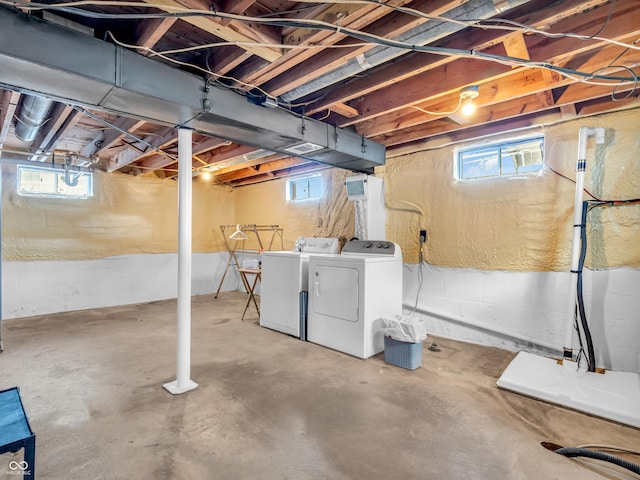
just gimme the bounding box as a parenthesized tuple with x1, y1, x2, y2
(1, 291, 639, 480)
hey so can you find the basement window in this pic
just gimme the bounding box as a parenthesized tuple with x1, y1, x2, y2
(17, 165, 93, 198)
(287, 174, 322, 202)
(456, 135, 544, 180)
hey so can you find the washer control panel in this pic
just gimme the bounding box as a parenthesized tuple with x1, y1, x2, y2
(341, 240, 397, 255)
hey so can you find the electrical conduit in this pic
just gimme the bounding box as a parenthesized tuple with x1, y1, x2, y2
(563, 127, 605, 360)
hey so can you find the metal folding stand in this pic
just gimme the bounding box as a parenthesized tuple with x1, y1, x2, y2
(237, 268, 262, 320)
(214, 224, 283, 299)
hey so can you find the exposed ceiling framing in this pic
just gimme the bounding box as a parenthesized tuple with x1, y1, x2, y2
(0, 0, 638, 187)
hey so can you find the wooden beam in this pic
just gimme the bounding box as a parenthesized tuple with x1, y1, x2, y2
(263, 0, 466, 97)
(502, 32, 530, 67)
(196, 143, 259, 165)
(215, 157, 308, 182)
(358, 42, 639, 141)
(375, 76, 638, 148)
(303, 0, 613, 116)
(225, 163, 328, 187)
(135, 17, 177, 53)
(207, 152, 286, 176)
(240, 0, 419, 89)
(141, 0, 282, 62)
(560, 103, 577, 117)
(331, 103, 359, 119)
(347, 12, 640, 134)
(108, 126, 176, 172)
(193, 135, 230, 155)
(30, 104, 81, 161)
(97, 117, 147, 154)
(138, 143, 258, 173)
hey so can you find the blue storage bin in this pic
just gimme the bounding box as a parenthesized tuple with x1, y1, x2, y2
(384, 336, 422, 370)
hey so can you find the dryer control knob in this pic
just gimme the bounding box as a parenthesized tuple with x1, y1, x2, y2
(364, 242, 373, 248)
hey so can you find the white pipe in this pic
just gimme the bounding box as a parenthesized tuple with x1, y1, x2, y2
(163, 127, 198, 395)
(562, 127, 605, 358)
(404, 304, 562, 353)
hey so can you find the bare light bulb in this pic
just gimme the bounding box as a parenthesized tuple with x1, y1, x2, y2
(201, 171, 212, 181)
(461, 99, 476, 116)
(459, 85, 479, 117)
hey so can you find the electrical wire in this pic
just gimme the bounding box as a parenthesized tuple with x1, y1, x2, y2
(411, 95, 463, 116)
(409, 242, 425, 314)
(544, 163, 604, 201)
(2, 0, 639, 86)
(571, 196, 640, 372)
(154, 41, 373, 56)
(576, 200, 596, 372)
(295, 0, 640, 51)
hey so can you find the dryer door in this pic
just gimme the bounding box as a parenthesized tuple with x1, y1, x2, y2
(311, 265, 359, 321)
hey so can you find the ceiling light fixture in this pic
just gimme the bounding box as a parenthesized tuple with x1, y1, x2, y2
(200, 170, 212, 181)
(460, 85, 479, 116)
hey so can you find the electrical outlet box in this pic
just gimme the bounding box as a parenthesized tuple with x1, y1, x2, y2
(419, 229, 427, 243)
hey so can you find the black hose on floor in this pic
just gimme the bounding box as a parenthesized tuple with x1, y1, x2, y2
(555, 447, 640, 475)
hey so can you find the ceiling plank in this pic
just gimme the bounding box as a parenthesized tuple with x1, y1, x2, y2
(140, 142, 257, 173)
(345, 11, 640, 132)
(215, 157, 309, 182)
(331, 103, 359, 119)
(141, 0, 282, 62)
(193, 135, 231, 155)
(226, 163, 328, 188)
(236, 0, 417, 89)
(577, 95, 639, 116)
(346, 53, 512, 126)
(377, 77, 637, 148)
(263, 0, 467, 97)
(302, 0, 612, 115)
(30, 104, 80, 161)
(135, 17, 177, 53)
(358, 43, 639, 140)
(108, 126, 177, 172)
(502, 32, 530, 65)
(206, 152, 287, 176)
(97, 117, 147, 156)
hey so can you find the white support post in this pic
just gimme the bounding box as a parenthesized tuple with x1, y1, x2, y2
(163, 127, 198, 395)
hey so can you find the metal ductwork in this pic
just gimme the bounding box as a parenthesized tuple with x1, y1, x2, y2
(0, 7, 385, 173)
(14, 95, 53, 142)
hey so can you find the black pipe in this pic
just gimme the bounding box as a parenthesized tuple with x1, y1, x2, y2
(555, 447, 640, 475)
(577, 201, 596, 372)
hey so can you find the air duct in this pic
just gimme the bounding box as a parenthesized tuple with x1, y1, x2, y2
(0, 6, 385, 173)
(14, 95, 53, 142)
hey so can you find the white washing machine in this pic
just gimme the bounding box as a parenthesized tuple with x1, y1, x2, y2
(260, 237, 339, 338)
(307, 240, 402, 359)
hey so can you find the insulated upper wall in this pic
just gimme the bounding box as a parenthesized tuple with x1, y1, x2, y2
(385, 109, 640, 270)
(2, 165, 235, 261)
(233, 169, 356, 250)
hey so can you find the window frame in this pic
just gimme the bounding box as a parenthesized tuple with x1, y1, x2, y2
(17, 165, 94, 199)
(286, 174, 323, 202)
(455, 134, 545, 181)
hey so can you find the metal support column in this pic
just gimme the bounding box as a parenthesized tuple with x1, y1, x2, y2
(163, 127, 198, 395)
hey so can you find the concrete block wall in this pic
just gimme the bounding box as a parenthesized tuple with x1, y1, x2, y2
(2, 252, 240, 319)
(403, 264, 640, 373)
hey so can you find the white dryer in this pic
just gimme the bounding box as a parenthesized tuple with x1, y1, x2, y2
(307, 240, 402, 359)
(260, 237, 339, 338)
